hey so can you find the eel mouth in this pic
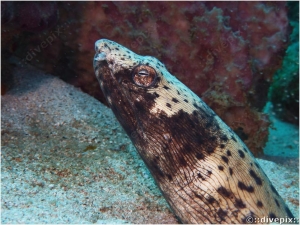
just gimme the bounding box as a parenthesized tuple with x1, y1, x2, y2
(93, 52, 107, 77)
(93, 39, 114, 77)
(93, 39, 132, 102)
(93, 39, 144, 137)
(93, 41, 115, 82)
(94, 52, 107, 63)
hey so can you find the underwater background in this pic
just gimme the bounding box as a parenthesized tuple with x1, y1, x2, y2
(1, 1, 299, 223)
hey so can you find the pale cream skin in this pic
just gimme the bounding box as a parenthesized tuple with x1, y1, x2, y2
(94, 39, 295, 224)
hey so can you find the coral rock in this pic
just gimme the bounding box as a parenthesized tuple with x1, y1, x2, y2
(1, 2, 290, 155)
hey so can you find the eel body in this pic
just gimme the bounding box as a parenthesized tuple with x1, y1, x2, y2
(93, 39, 295, 224)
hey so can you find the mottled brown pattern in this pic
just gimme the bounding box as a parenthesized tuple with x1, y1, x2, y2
(93, 39, 294, 223)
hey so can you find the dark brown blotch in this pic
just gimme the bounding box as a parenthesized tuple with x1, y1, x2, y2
(235, 198, 246, 208)
(132, 107, 226, 183)
(195, 193, 203, 200)
(207, 196, 216, 204)
(229, 167, 233, 175)
(205, 120, 213, 128)
(196, 152, 205, 160)
(153, 92, 160, 98)
(217, 186, 232, 198)
(197, 173, 205, 180)
(249, 169, 262, 185)
(178, 156, 187, 167)
(238, 181, 254, 193)
(238, 150, 245, 158)
(217, 208, 227, 221)
(227, 150, 231, 156)
(209, 135, 217, 142)
(221, 156, 229, 164)
(166, 174, 173, 181)
(218, 165, 224, 171)
(184, 144, 193, 153)
(172, 98, 179, 103)
(134, 101, 147, 113)
(220, 135, 228, 142)
(206, 147, 214, 154)
(257, 200, 263, 207)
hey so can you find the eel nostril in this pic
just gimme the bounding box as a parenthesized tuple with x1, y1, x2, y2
(94, 52, 107, 61)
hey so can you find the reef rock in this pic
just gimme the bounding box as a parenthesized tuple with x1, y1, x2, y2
(268, 1, 299, 125)
(1, 2, 290, 155)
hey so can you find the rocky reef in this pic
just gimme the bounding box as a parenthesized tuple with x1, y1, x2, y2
(1, 2, 290, 155)
(268, 1, 299, 125)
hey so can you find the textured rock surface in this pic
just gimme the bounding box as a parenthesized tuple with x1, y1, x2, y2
(268, 1, 299, 125)
(1, 2, 290, 155)
(1, 66, 298, 223)
(1, 2, 58, 32)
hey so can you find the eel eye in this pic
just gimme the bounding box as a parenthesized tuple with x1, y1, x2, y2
(138, 69, 149, 76)
(132, 65, 157, 87)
